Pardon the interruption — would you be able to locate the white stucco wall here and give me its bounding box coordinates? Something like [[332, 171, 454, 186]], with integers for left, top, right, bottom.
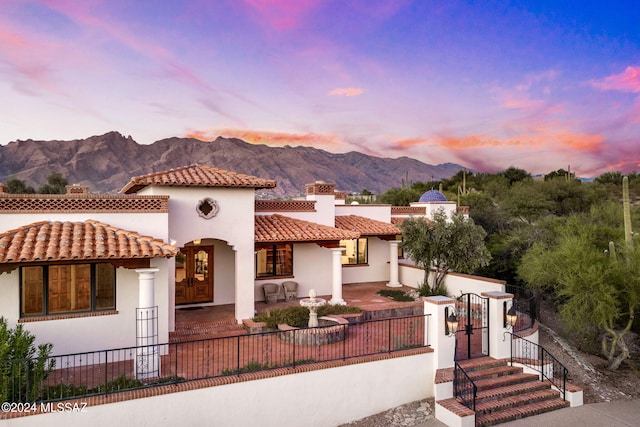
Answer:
[[0, 258, 170, 355], [342, 238, 390, 284], [409, 202, 458, 221], [255, 243, 333, 301], [141, 186, 256, 320], [304, 194, 336, 226], [211, 240, 236, 305], [399, 263, 506, 296], [335, 204, 392, 222], [444, 273, 506, 296], [2, 352, 434, 427], [399, 262, 427, 289]]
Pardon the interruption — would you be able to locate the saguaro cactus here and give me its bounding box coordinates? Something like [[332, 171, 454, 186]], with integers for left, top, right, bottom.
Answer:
[[623, 176, 633, 250]]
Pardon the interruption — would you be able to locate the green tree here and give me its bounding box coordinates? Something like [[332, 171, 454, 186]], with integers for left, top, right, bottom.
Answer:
[[378, 187, 421, 206], [500, 166, 531, 185], [518, 206, 638, 370], [0, 317, 54, 402], [500, 181, 552, 224], [401, 210, 491, 295], [594, 171, 624, 186], [37, 172, 68, 194], [6, 177, 35, 194]]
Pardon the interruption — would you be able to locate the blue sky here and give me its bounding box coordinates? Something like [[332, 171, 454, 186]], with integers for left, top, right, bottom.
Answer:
[[1, 0, 639, 176]]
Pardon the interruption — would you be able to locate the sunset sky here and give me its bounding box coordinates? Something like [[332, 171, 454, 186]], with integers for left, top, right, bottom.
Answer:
[[1, 0, 639, 177]]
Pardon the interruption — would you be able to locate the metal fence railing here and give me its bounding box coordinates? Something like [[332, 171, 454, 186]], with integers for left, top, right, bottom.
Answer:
[[453, 362, 477, 411], [507, 332, 568, 400], [0, 314, 429, 404]]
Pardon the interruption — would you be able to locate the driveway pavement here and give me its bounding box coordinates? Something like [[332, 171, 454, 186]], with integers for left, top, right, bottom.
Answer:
[[414, 399, 640, 427]]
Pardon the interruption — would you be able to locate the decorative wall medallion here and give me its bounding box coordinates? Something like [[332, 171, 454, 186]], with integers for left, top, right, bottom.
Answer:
[[196, 198, 219, 219]]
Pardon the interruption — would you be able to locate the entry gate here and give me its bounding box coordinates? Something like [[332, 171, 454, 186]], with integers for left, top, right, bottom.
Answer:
[[455, 293, 489, 360]]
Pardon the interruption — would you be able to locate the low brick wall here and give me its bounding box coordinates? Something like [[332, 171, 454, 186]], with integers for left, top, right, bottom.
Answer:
[[277, 316, 349, 345], [361, 303, 423, 320]]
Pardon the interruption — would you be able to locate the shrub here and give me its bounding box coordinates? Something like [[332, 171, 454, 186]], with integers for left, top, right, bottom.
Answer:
[[254, 305, 363, 328], [253, 306, 310, 328], [0, 317, 54, 402], [418, 281, 447, 297], [376, 289, 415, 302]]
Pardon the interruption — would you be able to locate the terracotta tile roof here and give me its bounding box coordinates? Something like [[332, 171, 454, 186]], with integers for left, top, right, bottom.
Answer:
[[0, 220, 177, 264], [335, 215, 400, 236], [255, 214, 359, 243], [391, 216, 432, 225], [121, 164, 277, 194]]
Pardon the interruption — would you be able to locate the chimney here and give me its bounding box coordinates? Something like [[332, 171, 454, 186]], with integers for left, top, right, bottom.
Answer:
[[66, 184, 89, 196], [305, 180, 336, 196], [0, 183, 7, 194]]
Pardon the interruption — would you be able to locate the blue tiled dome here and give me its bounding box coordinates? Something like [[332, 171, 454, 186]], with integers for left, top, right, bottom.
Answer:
[[418, 190, 447, 202]]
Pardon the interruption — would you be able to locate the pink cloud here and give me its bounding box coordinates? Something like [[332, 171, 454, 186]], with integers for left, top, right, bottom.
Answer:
[[185, 128, 345, 150], [0, 24, 64, 95], [328, 87, 364, 96], [241, 0, 321, 30], [591, 66, 640, 93]]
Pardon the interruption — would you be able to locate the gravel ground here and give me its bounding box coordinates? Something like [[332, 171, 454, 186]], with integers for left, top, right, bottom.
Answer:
[[338, 398, 436, 427]]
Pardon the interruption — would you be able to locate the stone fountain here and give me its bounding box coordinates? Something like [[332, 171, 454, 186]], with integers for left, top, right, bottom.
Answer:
[[299, 289, 327, 328]]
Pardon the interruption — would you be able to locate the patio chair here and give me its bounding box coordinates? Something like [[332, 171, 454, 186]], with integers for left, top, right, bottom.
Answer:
[[262, 283, 281, 304], [282, 281, 299, 301]]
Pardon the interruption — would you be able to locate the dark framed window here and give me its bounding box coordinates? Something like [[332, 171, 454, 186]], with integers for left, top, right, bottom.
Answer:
[[255, 243, 293, 278], [20, 263, 116, 317], [340, 238, 368, 265]]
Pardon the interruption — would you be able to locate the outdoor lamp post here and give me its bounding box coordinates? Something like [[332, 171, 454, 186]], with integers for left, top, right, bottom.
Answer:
[[445, 306, 458, 337], [503, 301, 517, 329]]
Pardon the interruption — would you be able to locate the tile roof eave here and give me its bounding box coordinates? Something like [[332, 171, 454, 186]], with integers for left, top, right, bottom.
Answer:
[[0, 220, 178, 265], [255, 214, 360, 243], [120, 165, 277, 194]]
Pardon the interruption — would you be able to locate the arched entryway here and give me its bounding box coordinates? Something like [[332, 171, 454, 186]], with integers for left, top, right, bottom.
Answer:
[[174, 238, 236, 308], [175, 243, 214, 305]]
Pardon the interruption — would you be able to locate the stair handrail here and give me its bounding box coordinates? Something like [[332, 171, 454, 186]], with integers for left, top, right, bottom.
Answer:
[[505, 332, 568, 400], [453, 362, 477, 411]]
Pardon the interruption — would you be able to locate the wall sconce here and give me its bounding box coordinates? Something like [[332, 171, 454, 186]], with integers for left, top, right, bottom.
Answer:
[[445, 306, 458, 337], [503, 301, 517, 329]]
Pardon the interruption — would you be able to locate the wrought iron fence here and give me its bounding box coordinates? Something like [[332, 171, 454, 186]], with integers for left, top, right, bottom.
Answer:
[[453, 362, 477, 411], [507, 332, 568, 400], [506, 284, 537, 332], [0, 314, 429, 404]]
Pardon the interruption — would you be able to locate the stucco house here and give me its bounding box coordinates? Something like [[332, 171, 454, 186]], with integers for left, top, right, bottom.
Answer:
[[0, 164, 454, 355]]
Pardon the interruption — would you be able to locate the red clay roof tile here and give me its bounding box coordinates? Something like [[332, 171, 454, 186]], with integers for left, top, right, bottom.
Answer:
[[335, 215, 400, 236], [121, 164, 277, 194], [0, 220, 177, 264], [255, 214, 359, 243]]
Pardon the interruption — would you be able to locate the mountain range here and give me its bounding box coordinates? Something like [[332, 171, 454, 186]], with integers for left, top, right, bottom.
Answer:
[[0, 131, 466, 197]]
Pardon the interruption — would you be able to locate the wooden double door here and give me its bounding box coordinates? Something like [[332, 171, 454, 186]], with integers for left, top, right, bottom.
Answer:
[[175, 246, 214, 305]]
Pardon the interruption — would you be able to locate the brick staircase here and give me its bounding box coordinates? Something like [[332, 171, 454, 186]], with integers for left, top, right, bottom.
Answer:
[[451, 357, 569, 426], [170, 319, 247, 342]]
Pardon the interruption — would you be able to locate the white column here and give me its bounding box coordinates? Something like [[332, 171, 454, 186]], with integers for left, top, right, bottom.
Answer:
[[483, 291, 515, 361], [235, 246, 255, 323], [137, 268, 158, 308], [135, 268, 160, 380], [387, 240, 402, 287], [424, 296, 456, 370], [329, 247, 346, 305]]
